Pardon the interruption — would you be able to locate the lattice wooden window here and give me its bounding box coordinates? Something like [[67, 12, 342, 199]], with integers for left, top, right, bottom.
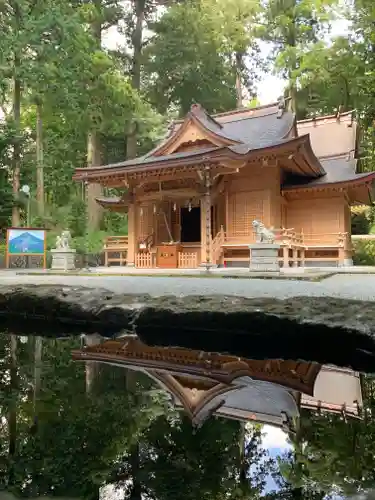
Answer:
[[287, 198, 342, 237], [229, 192, 264, 236]]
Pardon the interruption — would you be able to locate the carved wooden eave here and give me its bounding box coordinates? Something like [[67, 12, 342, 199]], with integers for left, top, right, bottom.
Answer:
[[71, 337, 321, 394], [73, 135, 322, 188], [282, 173, 375, 204], [146, 103, 243, 158], [95, 197, 129, 212]]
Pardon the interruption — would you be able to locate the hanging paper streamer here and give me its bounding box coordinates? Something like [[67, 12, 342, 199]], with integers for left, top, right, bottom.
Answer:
[[188, 200, 192, 212], [173, 203, 177, 212]]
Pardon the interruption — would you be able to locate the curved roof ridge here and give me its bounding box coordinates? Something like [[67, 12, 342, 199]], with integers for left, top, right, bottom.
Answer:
[[212, 101, 280, 118], [297, 109, 356, 124], [190, 103, 223, 128]]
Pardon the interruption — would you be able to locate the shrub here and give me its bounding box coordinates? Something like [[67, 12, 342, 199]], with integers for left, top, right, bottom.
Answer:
[[352, 240, 375, 265], [351, 210, 370, 235], [71, 231, 107, 255]]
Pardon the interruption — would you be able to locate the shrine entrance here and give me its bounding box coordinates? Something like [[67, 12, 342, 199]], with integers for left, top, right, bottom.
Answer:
[[180, 207, 201, 243]]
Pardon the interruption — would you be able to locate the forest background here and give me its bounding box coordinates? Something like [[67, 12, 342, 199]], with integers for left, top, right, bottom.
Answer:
[[1, 0, 375, 262], [1, 1, 375, 499]]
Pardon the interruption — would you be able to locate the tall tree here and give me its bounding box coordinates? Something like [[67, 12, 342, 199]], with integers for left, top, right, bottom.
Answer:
[[261, 0, 336, 112], [144, 0, 255, 115]]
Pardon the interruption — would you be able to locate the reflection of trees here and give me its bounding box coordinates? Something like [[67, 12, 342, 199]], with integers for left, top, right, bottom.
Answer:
[[272, 376, 375, 498], [7, 331, 375, 499], [0, 333, 277, 500]]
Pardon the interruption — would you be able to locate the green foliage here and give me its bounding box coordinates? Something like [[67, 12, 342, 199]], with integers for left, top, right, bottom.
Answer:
[[0, 169, 13, 235], [261, 0, 336, 87], [352, 240, 375, 265], [73, 231, 109, 254], [351, 210, 371, 235], [143, 0, 262, 114], [0, 332, 277, 500]]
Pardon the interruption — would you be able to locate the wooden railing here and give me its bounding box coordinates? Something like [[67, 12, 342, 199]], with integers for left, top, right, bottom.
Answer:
[[298, 232, 346, 248], [222, 228, 289, 246], [103, 235, 128, 266], [352, 234, 375, 241], [135, 252, 154, 268], [279, 231, 350, 267], [218, 228, 350, 267], [178, 252, 198, 268]]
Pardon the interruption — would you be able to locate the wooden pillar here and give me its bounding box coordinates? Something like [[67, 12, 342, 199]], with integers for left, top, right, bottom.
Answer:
[[200, 166, 213, 268], [283, 246, 289, 268], [225, 190, 229, 233], [292, 248, 298, 267], [338, 247, 345, 267], [127, 203, 136, 266]]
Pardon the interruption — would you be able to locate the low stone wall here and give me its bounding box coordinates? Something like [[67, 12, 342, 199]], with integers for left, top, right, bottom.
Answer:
[[0, 285, 375, 373]]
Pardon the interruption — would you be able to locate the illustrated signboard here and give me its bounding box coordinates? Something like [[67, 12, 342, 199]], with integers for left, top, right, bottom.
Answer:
[[6, 228, 47, 268]]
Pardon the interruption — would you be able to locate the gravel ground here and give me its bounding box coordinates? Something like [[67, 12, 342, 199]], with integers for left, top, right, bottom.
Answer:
[[1, 272, 375, 300]]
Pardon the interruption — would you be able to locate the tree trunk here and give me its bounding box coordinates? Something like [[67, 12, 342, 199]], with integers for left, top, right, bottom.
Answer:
[[36, 101, 44, 215], [12, 68, 21, 227], [86, 131, 103, 231], [287, 0, 297, 114], [86, 0, 103, 232], [85, 334, 102, 394], [8, 335, 18, 487], [33, 337, 43, 409], [239, 422, 248, 489], [235, 52, 243, 108], [126, 0, 145, 159], [126, 370, 142, 500]]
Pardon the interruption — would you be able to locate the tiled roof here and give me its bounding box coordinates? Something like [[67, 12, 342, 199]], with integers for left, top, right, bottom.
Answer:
[[81, 146, 220, 172], [143, 101, 295, 161], [283, 157, 375, 189], [221, 110, 294, 145], [74, 101, 374, 191]]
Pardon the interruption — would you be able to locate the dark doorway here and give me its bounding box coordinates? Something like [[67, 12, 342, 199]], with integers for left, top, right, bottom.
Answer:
[[180, 207, 201, 242]]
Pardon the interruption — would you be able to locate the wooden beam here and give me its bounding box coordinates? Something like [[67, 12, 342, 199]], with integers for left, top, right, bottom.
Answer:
[[137, 188, 200, 202]]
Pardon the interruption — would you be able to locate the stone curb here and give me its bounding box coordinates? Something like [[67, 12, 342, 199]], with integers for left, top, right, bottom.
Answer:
[[1, 285, 375, 373]]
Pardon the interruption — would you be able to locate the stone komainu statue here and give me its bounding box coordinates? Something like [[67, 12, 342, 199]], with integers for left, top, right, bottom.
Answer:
[[252, 220, 276, 244], [55, 230, 72, 250]]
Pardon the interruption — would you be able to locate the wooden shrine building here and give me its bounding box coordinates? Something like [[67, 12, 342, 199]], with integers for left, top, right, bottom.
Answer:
[[73, 100, 375, 269], [72, 337, 363, 429]]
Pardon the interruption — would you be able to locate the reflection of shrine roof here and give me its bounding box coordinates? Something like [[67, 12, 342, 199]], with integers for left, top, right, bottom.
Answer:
[[72, 337, 320, 428], [72, 337, 320, 394], [72, 337, 363, 426]]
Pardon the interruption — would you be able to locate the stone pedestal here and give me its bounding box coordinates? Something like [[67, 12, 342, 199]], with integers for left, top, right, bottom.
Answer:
[[51, 248, 76, 271], [249, 243, 280, 272]]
